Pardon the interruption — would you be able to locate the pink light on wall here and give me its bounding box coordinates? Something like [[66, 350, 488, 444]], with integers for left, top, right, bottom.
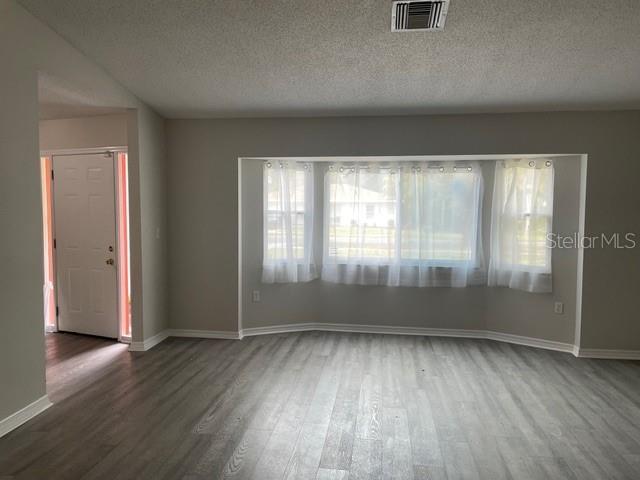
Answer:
[[40, 156, 56, 331], [117, 152, 132, 339]]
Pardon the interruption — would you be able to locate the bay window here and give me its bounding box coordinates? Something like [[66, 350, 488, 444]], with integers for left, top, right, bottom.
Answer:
[[260, 157, 554, 292]]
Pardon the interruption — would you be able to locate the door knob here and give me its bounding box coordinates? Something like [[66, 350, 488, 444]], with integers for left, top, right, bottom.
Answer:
[[106, 258, 115, 266]]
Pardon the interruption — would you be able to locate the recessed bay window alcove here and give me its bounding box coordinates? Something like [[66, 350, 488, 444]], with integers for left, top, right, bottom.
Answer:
[[240, 154, 584, 348]]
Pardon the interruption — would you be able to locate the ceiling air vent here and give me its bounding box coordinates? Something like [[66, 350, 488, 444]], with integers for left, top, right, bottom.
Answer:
[[391, 1, 450, 32]]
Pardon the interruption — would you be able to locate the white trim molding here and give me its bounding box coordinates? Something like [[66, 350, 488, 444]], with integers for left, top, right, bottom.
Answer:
[[0, 395, 52, 438], [240, 323, 575, 353], [40, 146, 128, 157], [575, 348, 640, 360], [484, 330, 575, 354], [241, 323, 486, 339], [128, 329, 242, 352], [128, 330, 170, 352], [126, 325, 637, 360], [170, 329, 242, 340]]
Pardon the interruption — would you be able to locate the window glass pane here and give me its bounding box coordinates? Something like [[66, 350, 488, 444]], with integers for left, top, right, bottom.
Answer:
[[264, 166, 307, 261], [498, 165, 553, 269], [507, 215, 551, 267], [327, 168, 397, 260], [265, 212, 306, 260], [266, 169, 306, 213], [399, 170, 478, 262], [326, 165, 481, 266]]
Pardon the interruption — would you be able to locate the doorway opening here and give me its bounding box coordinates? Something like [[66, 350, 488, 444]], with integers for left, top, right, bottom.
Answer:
[[40, 148, 131, 343]]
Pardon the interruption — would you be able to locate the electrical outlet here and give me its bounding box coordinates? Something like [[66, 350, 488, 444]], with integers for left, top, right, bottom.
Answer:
[[252, 290, 261, 302], [554, 302, 564, 314]]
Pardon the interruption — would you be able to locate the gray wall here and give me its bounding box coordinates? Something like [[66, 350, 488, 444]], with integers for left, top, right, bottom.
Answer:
[[241, 157, 581, 345], [39, 114, 128, 151], [1, 0, 167, 423], [1, 62, 45, 423], [167, 112, 640, 350], [136, 107, 169, 340]]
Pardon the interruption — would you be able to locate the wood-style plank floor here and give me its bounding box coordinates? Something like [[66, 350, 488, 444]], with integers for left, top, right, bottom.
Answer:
[[1, 331, 640, 479]]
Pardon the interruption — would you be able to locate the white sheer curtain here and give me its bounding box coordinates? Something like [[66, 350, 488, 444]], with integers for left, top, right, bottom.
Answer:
[[322, 162, 485, 287], [489, 159, 554, 293], [262, 161, 317, 283]]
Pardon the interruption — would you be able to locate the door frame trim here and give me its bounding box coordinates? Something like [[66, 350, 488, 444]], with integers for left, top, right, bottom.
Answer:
[[42, 147, 129, 342], [41, 146, 128, 157]]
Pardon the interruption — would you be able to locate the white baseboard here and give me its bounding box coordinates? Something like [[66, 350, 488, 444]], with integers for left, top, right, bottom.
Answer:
[[241, 323, 575, 354], [127, 328, 241, 352], [169, 329, 242, 340], [484, 330, 575, 354], [0, 395, 52, 438], [241, 323, 486, 339], [575, 348, 640, 360], [128, 330, 170, 352], [239, 323, 322, 337], [125, 325, 637, 360]]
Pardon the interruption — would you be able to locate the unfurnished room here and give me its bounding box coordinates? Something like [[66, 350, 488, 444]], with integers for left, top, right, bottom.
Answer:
[[1, 1, 640, 479]]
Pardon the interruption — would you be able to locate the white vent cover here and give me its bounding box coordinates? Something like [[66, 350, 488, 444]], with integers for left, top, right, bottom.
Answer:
[[391, 1, 450, 32]]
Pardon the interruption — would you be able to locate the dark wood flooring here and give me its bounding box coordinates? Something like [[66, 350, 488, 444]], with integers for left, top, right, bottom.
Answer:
[[1, 331, 640, 479]]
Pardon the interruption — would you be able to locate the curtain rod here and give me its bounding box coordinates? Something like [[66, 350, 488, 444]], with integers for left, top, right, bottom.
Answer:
[[265, 161, 478, 171], [328, 165, 475, 172]]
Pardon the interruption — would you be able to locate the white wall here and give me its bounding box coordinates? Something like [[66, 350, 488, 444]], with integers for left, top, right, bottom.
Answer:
[[1, 0, 167, 424], [240, 157, 581, 345], [167, 112, 640, 351]]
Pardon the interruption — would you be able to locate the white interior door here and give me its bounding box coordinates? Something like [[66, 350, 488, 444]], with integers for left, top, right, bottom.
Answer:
[[53, 153, 118, 338]]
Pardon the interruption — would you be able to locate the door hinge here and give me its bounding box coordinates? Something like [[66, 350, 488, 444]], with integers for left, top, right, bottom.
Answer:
[[53, 238, 56, 249], [51, 170, 55, 181], [56, 306, 59, 317]]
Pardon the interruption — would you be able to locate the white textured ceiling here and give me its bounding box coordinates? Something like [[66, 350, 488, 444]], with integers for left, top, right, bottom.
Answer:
[[19, 0, 640, 118]]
